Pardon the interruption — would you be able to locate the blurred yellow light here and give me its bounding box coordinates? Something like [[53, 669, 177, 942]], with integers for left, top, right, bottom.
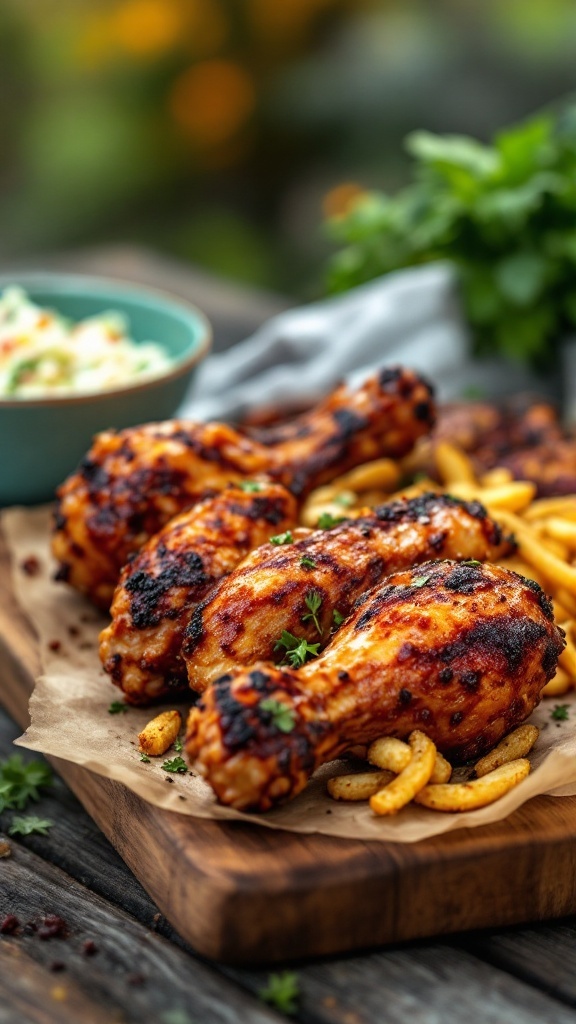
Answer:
[[322, 182, 367, 219], [112, 0, 183, 56], [169, 60, 256, 145]]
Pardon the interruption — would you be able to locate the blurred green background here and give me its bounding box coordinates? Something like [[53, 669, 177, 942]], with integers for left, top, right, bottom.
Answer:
[[2, 0, 576, 297]]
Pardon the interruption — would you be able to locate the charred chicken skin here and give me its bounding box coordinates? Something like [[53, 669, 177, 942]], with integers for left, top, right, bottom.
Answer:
[[99, 483, 298, 704], [185, 561, 564, 811], [184, 493, 515, 694], [52, 367, 434, 608]]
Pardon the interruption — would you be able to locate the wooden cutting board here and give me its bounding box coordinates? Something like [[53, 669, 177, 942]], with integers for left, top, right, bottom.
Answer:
[[2, 533, 576, 965]]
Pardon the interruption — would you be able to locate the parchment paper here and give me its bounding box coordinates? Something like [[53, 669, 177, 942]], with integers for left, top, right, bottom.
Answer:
[[4, 505, 576, 843]]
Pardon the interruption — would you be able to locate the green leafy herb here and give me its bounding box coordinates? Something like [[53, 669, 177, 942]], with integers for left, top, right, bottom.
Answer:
[[259, 698, 297, 734], [174, 736, 183, 753], [140, 753, 151, 763], [8, 815, 53, 836], [317, 512, 345, 529], [333, 608, 345, 626], [300, 556, 316, 570], [259, 971, 300, 1015], [325, 107, 576, 367], [270, 530, 293, 545], [161, 756, 188, 774], [551, 704, 570, 721], [333, 493, 355, 507], [462, 560, 482, 567], [412, 575, 430, 588], [238, 481, 262, 493], [302, 590, 323, 634], [274, 630, 320, 668], [108, 701, 129, 714], [0, 756, 53, 813]]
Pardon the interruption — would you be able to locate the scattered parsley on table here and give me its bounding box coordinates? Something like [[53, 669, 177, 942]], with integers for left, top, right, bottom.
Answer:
[[9, 815, 53, 836], [174, 736, 183, 753], [551, 704, 570, 721], [161, 756, 188, 774], [259, 971, 300, 1015], [0, 755, 52, 812], [108, 701, 129, 714], [140, 753, 151, 763]]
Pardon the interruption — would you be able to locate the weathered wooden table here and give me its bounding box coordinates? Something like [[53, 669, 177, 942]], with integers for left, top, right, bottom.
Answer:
[[2, 249, 576, 1023]]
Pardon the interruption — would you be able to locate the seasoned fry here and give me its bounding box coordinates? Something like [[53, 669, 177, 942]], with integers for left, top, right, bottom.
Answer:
[[554, 588, 576, 619], [368, 736, 452, 784], [480, 467, 513, 487], [542, 667, 573, 696], [334, 458, 401, 493], [475, 725, 539, 777], [523, 496, 576, 522], [495, 511, 576, 596], [327, 770, 395, 801], [414, 759, 531, 812], [138, 709, 182, 756], [558, 628, 576, 679], [543, 517, 576, 550], [368, 736, 410, 774], [435, 441, 478, 486], [453, 481, 536, 513], [369, 731, 436, 816]]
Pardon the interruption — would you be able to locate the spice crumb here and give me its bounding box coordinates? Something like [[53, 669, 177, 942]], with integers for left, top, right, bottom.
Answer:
[[0, 839, 12, 858], [0, 914, 19, 935], [21, 556, 41, 576], [50, 961, 66, 973], [48, 640, 62, 653], [82, 939, 98, 957]]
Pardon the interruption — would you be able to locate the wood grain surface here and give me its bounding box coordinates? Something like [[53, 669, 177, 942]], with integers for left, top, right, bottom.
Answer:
[[3, 529, 576, 965]]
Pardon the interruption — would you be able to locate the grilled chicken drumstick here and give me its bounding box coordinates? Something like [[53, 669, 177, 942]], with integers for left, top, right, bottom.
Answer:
[[185, 561, 564, 811], [99, 483, 298, 704], [184, 493, 515, 693], [52, 367, 434, 608]]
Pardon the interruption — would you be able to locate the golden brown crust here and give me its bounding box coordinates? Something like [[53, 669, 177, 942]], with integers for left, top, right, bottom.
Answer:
[[99, 483, 297, 704], [185, 561, 564, 811], [51, 367, 435, 607], [183, 493, 515, 693]]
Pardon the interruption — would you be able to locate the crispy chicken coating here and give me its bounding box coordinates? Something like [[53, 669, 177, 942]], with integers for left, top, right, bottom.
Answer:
[[99, 483, 297, 704], [185, 561, 564, 811], [183, 493, 515, 693], [52, 367, 434, 608]]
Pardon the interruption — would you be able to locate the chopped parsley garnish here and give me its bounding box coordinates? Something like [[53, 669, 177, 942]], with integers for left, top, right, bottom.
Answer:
[[300, 556, 316, 570], [9, 815, 53, 836], [302, 590, 323, 634], [551, 704, 570, 721], [270, 530, 293, 546], [238, 481, 263, 493], [174, 736, 183, 753], [108, 701, 129, 714], [274, 630, 320, 668], [333, 608, 345, 626], [317, 512, 345, 529], [140, 753, 151, 763], [412, 575, 430, 588], [462, 560, 482, 567], [0, 756, 52, 813], [259, 698, 297, 734], [161, 756, 188, 774], [259, 971, 300, 1015]]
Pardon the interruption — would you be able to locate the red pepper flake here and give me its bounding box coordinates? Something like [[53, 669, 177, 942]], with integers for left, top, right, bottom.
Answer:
[[37, 915, 69, 941], [67, 625, 80, 638], [82, 939, 98, 957], [50, 961, 66, 972], [48, 640, 61, 653], [21, 556, 41, 577], [0, 914, 20, 935]]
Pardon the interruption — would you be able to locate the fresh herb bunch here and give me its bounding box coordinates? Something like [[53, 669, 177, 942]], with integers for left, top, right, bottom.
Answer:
[[326, 105, 576, 366], [0, 755, 52, 813]]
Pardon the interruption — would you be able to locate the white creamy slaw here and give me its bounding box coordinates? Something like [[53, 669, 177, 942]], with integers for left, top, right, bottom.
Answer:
[[0, 286, 171, 398]]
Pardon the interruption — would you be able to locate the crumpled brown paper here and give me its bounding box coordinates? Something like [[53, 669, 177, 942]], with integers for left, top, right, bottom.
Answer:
[[4, 505, 576, 843]]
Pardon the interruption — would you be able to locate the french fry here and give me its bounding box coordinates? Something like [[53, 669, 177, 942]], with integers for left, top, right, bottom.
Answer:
[[553, 588, 576, 619], [474, 725, 539, 777], [542, 667, 573, 696], [138, 709, 182, 757], [495, 511, 576, 596], [543, 517, 576, 550], [496, 556, 544, 587], [388, 478, 441, 501], [480, 467, 513, 487], [327, 770, 395, 801], [559, 628, 576, 678], [369, 731, 436, 816], [335, 459, 401, 494], [453, 481, 536, 513], [538, 535, 570, 561], [523, 496, 576, 522], [435, 441, 478, 486], [368, 735, 451, 784], [414, 759, 531, 812]]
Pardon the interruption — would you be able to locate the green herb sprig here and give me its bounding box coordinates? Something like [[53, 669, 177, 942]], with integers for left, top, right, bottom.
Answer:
[[302, 591, 323, 635], [259, 699, 297, 734], [551, 704, 570, 721], [108, 701, 129, 714], [0, 756, 52, 813], [161, 756, 188, 774], [258, 971, 300, 1015], [270, 530, 293, 545], [9, 815, 53, 836], [274, 630, 320, 668]]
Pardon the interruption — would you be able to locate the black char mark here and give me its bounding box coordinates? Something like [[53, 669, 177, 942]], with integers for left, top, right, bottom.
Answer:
[[125, 551, 208, 629]]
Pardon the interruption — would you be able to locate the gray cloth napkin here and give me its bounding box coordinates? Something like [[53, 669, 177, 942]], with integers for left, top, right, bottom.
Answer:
[[181, 263, 558, 422]]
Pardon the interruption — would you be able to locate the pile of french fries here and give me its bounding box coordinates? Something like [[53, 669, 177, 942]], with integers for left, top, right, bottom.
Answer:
[[302, 441, 576, 815]]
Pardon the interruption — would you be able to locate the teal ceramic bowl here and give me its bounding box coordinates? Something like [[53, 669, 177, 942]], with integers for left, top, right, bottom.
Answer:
[[0, 273, 211, 506]]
